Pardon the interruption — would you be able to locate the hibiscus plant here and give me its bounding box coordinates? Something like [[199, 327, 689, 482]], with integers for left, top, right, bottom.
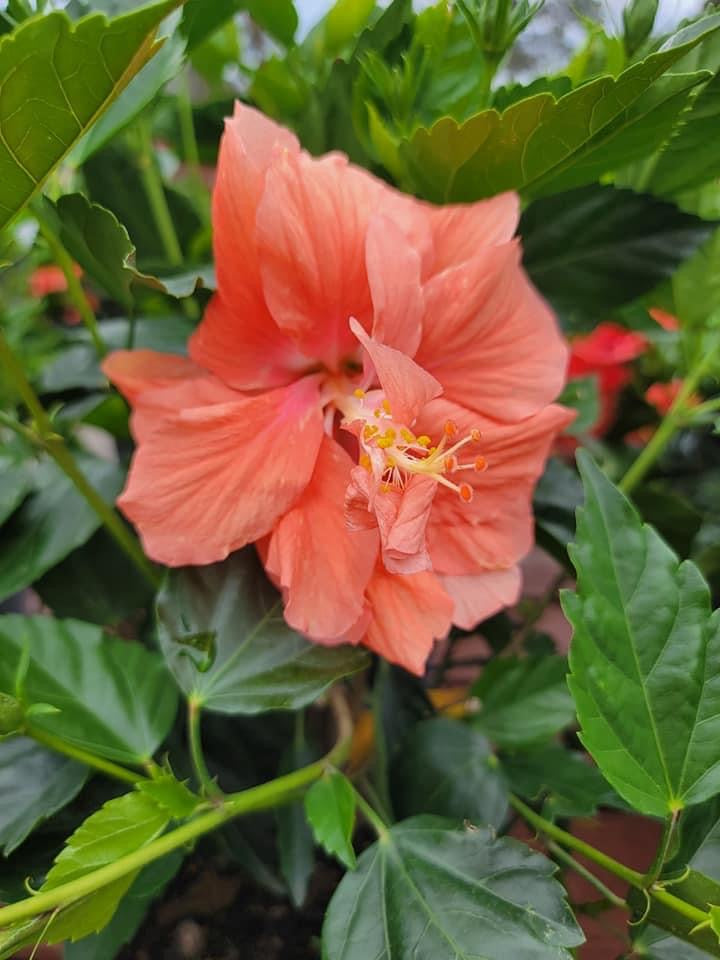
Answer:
[[2, 0, 720, 957]]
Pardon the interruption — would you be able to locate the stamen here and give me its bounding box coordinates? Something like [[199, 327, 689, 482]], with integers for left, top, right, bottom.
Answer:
[[444, 419, 458, 438], [459, 483, 473, 503], [417, 435, 431, 448], [354, 388, 366, 398], [381, 399, 392, 414]]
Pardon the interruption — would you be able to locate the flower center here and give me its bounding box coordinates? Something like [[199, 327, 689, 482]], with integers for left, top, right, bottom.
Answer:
[[337, 388, 486, 502]]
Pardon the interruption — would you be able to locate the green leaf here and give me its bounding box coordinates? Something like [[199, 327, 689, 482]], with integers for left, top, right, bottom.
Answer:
[[322, 817, 584, 959], [323, 0, 375, 54], [304, 769, 356, 870], [501, 744, 619, 818], [392, 717, 508, 828], [156, 550, 369, 714], [399, 15, 720, 202], [644, 72, 720, 196], [71, 14, 186, 163], [470, 655, 576, 747], [0, 455, 123, 603], [0, 0, 180, 231], [136, 773, 199, 819], [534, 458, 584, 564], [180, 0, 238, 51], [0, 448, 32, 526], [0, 614, 178, 765], [521, 184, 714, 330], [673, 227, 720, 329], [277, 739, 318, 907], [36, 528, 154, 628], [246, 0, 297, 46], [623, 0, 658, 55], [557, 376, 600, 436], [564, 451, 720, 817], [64, 853, 182, 960], [0, 737, 87, 854]]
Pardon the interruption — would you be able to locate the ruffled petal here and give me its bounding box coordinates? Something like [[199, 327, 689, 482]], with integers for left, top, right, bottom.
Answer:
[[427, 193, 519, 274], [366, 214, 424, 355], [102, 349, 204, 403], [256, 151, 383, 369], [345, 467, 435, 574], [441, 567, 521, 630], [415, 242, 568, 422], [363, 565, 454, 675], [349, 317, 442, 426], [264, 437, 378, 639], [191, 103, 301, 389], [190, 293, 313, 391], [119, 376, 323, 566], [419, 399, 574, 575]]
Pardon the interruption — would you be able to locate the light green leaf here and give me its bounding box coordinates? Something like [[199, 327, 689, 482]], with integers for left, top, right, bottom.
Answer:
[[156, 550, 369, 714], [323, 0, 374, 54], [0, 455, 123, 602], [673, 227, 720, 329], [0, 614, 178, 765], [304, 769, 356, 870], [136, 773, 199, 819], [564, 451, 720, 817], [0, 737, 87, 854], [0, 0, 180, 231], [470, 656, 576, 747], [322, 817, 584, 959], [399, 15, 720, 202], [392, 717, 508, 828], [521, 184, 713, 330], [277, 738, 319, 907]]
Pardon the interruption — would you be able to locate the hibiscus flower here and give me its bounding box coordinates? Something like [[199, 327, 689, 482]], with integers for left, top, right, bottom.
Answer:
[[103, 103, 571, 675]]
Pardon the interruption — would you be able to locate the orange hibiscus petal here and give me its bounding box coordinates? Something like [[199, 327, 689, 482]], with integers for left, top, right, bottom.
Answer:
[[363, 565, 454, 675], [264, 437, 378, 639], [366, 214, 424, 355], [427, 192, 519, 274], [441, 567, 521, 630], [119, 376, 323, 566], [102, 349, 204, 404], [416, 242, 567, 423]]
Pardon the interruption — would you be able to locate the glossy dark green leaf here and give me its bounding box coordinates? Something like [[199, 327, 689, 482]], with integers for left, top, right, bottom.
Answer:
[[156, 550, 369, 714], [0, 455, 123, 602], [564, 451, 720, 817], [392, 717, 508, 828], [322, 817, 584, 959], [522, 185, 713, 329], [36, 528, 153, 628], [399, 15, 720, 202], [304, 769, 356, 870], [0, 0, 180, 230], [0, 448, 32, 525], [471, 656, 576, 747], [64, 852, 183, 960], [534, 458, 584, 564], [501, 744, 619, 819], [0, 737, 87, 854], [0, 614, 178, 765]]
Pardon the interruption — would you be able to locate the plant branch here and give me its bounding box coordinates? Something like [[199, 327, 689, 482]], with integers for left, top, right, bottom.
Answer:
[[25, 726, 144, 785], [0, 687, 353, 931], [645, 810, 679, 887], [0, 328, 161, 589], [187, 697, 220, 797], [620, 347, 719, 494], [547, 840, 625, 909], [135, 115, 183, 268]]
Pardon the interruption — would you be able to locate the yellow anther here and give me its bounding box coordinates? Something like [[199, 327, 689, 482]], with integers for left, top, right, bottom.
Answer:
[[373, 408, 382, 418], [382, 428, 396, 442], [381, 398, 392, 414], [417, 435, 431, 448], [400, 428, 415, 444], [386, 455, 396, 468], [380, 482, 393, 493], [428, 446, 437, 455], [377, 437, 394, 449], [359, 453, 371, 471], [363, 424, 379, 440], [354, 388, 366, 398]]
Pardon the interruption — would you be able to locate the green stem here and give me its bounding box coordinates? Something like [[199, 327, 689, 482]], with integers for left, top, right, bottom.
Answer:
[[351, 783, 389, 839], [0, 719, 351, 930], [135, 116, 184, 268], [26, 726, 144, 785], [0, 329, 161, 590], [177, 72, 200, 170], [547, 840, 625, 909], [509, 795, 709, 927], [645, 810, 679, 887], [187, 697, 220, 797], [34, 206, 106, 358], [683, 394, 720, 422], [620, 349, 718, 494]]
